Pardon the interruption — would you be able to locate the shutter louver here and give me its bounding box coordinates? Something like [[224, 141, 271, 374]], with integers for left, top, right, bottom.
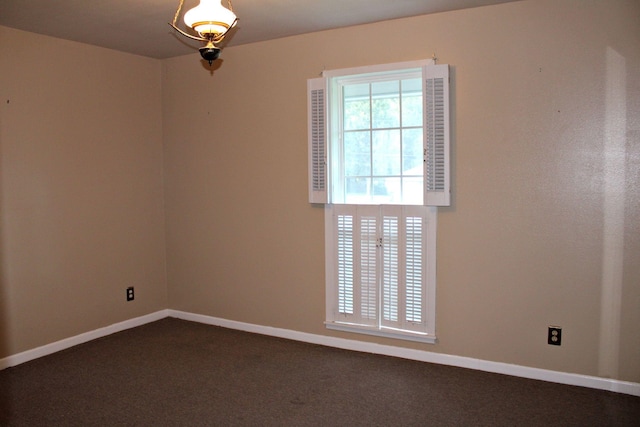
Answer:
[[360, 215, 378, 321], [424, 65, 451, 206], [336, 213, 354, 315], [405, 215, 423, 324], [382, 215, 399, 323], [308, 77, 328, 203]]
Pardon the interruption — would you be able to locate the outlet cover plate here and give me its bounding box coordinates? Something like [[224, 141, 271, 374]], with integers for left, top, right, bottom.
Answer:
[[548, 326, 562, 346]]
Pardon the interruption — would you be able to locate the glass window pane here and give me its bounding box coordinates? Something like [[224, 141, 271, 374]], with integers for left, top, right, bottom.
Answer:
[[374, 177, 401, 204], [344, 84, 370, 130], [372, 81, 400, 129], [372, 130, 400, 176], [344, 131, 371, 176], [334, 70, 425, 206], [402, 177, 423, 205], [402, 128, 423, 174], [345, 177, 370, 203], [401, 78, 422, 127]]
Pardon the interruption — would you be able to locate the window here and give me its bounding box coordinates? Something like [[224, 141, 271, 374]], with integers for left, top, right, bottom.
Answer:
[[308, 60, 450, 343], [333, 70, 424, 205]]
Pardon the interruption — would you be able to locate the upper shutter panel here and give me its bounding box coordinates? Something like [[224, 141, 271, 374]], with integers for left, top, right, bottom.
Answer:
[[423, 64, 451, 207], [308, 77, 328, 204]]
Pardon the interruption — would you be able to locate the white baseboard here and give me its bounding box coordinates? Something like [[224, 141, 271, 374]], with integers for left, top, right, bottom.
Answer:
[[2, 308, 638, 398], [0, 310, 169, 370], [168, 309, 640, 397]]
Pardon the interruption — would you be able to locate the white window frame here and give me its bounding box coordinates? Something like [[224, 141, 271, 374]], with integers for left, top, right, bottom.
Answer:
[[329, 67, 424, 205], [308, 59, 450, 344]]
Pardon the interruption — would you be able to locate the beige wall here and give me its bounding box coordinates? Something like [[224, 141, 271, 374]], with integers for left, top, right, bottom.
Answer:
[[0, 27, 168, 356], [0, 0, 638, 385], [163, 0, 640, 382]]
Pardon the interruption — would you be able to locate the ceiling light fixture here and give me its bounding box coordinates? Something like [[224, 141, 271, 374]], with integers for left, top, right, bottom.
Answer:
[[169, 0, 238, 66]]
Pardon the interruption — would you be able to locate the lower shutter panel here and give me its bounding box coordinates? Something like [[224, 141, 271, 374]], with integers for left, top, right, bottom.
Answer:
[[333, 205, 429, 333]]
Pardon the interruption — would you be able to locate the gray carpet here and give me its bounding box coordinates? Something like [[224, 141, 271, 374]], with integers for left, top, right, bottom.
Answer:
[[1, 318, 638, 426]]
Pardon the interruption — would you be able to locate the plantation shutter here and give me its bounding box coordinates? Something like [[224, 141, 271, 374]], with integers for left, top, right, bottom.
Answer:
[[332, 205, 378, 326], [358, 206, 379, 325], [331, 205, 429, 334], [335, 210, 355, 317], [381, 209, 400, 326], [380, 206, 428, 333], [307, 77, 328, 203], [423, 64, 451, 207]]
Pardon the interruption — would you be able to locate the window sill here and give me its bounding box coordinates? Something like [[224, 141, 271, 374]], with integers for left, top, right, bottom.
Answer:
[[325, 321, 437, 344]]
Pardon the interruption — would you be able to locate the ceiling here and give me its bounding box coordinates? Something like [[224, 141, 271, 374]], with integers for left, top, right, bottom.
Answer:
[[0, 0, 520, 59]]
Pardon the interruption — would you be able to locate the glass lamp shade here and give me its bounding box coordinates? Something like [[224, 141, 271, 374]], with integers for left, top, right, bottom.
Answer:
[[184, 0, 237, 37]]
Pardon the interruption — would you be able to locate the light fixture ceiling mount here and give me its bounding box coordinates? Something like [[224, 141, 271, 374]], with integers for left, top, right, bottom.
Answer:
[[169, 0, 238, 66]]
